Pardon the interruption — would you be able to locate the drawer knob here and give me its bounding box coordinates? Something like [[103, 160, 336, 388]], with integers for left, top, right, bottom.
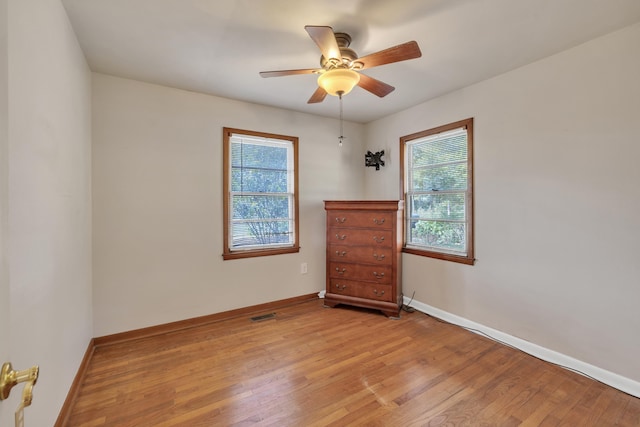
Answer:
[[373, 236, 385, 243], [373, 289, 385, 296], [373, 218, 385, 225], [336, 251, 347, 257], [335, 283, 347, 290], [335, 234, 346, 240], [373, 253, 385, 261], [373, 272, 385, 279], [335, 267, 346, 275], [335, 217, 346, 223]]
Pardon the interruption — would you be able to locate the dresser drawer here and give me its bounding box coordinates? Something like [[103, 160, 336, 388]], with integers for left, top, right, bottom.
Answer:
[[329, 279, 393, 302], [327, 210, 393, 230], [329, 262, 392, 283], [327, 229, 393, 246], [328, 244, 392, 263]]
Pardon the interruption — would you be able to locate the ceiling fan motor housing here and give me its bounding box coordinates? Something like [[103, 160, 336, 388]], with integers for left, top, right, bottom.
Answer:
[[320, 32, 361, 69]]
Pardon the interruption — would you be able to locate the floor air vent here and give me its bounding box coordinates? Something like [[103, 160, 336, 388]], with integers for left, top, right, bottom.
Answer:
[[250, 313, 276, 322]]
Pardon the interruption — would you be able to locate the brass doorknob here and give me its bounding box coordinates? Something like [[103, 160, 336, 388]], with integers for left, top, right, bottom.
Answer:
[[0, 362, 39, 401]]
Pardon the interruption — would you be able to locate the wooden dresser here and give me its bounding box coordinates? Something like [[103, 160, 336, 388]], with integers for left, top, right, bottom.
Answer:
[[324, 200, 404, 318]]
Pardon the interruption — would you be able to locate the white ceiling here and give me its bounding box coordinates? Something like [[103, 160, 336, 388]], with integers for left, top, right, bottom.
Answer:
[[62, 0, 640, 123]]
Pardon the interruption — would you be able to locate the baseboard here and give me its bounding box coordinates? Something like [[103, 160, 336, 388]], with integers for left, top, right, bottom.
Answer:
[[404, 296, 640, 399], [54, 338, 95, 427]]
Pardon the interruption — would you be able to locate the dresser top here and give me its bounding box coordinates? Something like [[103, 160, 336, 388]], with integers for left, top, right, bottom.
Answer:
[[324, 200, 404, 211]]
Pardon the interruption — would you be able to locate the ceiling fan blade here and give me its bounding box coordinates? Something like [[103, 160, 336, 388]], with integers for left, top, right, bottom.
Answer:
[[357, 41, 422, 70], [357, 73, 395, 98], [259, 69, 318, 78], [305, 25, 342, 62], [307, 87, 327, 104]]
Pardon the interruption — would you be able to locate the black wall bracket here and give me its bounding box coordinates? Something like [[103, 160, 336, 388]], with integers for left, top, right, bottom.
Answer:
[[365, 150, 385, 171]]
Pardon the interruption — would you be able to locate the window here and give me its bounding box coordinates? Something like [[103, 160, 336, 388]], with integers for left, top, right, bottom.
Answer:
[[400, 118, 474, 265], [223, 128, 299, 260]]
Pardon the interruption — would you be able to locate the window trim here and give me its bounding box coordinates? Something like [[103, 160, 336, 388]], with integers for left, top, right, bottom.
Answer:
[[400, 118, 475, 265], [222, 127, 300, 260]]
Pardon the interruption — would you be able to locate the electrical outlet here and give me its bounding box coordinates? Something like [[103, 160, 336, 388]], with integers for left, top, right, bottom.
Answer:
[[300, 262, 308, 274]]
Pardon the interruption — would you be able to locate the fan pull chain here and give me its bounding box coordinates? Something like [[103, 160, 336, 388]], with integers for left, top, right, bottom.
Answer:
[[338, 92, 344, 147]]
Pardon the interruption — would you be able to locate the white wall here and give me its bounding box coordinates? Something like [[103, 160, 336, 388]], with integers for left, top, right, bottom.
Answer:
[[0, 0, 9, 421], [2, 0, 92, 425], [92, 74, 365, 337], [365, 23, 640, 384]]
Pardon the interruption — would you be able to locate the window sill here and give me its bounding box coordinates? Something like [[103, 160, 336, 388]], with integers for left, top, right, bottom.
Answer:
[[223, 245, 300, 260], [402, 247, 475, 265]]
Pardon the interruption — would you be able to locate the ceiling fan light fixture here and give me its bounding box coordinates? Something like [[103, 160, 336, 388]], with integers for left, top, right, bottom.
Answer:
[[317, 68, 360, 96]]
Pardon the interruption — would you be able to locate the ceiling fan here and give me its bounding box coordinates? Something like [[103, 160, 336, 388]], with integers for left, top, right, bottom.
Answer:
[[259, 25, 422, 104]]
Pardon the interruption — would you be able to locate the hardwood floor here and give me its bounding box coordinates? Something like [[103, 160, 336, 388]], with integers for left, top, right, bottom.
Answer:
[[66, 299, 640, 426]]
